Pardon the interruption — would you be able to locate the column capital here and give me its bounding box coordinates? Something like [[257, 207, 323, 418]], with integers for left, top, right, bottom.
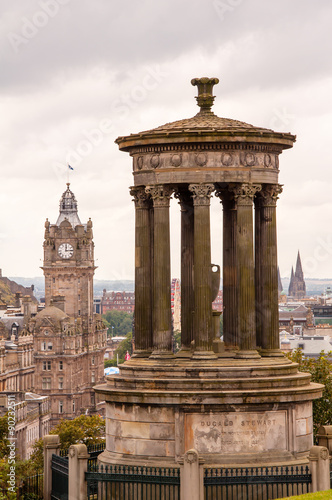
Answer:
[[130, 186, 151, 208], [174, 188, 192, 205], [229, 183, 262, 206], [188, 183, 214, 206], [256, 184, 283, 207], [146, 185, 173, 207]]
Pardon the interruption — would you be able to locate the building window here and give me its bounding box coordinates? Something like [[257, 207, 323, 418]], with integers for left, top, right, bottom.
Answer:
[[43, 361, 51, 371], [59, 377, 63, 389], [53, 278, 55, 283], [78, 294, 80, 301], [42, 377, 51, 390], [78, 310, 81, 316], [92, 356, 95, 365], [59, 401, 63, 414], [41, 342, 46, 351], [59, 361, 63, 371], [91, 371, 95, 383], [90, 393, 95, 405], [72, 400, 75, 413], [47, 343, 53, 351]]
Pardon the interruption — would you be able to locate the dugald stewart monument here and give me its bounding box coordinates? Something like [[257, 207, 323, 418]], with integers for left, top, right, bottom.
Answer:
[[95, 78, 322, 469]]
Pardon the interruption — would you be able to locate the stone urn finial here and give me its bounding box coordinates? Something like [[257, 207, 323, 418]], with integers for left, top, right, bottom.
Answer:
[[191, 77, 219, 113]]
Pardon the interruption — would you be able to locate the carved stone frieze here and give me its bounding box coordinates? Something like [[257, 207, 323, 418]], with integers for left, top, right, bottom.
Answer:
[[133, 149, 279, 173]]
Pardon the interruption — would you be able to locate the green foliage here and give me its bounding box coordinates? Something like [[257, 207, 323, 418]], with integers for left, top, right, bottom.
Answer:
[[0, 414, 10, 458], [287, 349, 332, 437], [50, 414, 105, 450], [173, 330, 181, 352], [115, 332, 133, 364], [104, 358, 117, 368], [102, 310, 133, 337]]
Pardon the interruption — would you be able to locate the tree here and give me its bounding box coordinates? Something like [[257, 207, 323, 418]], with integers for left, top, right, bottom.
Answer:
[[102, 310, 133, 337], [287, 349, 332, 437], [50, 414, 105, 450]]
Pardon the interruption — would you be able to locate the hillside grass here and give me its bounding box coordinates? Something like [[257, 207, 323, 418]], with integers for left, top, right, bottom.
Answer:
[[279, 491, 332, 500]]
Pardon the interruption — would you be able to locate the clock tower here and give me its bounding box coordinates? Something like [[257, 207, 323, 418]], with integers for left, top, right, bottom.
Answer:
[[43, 183, 95, 326]]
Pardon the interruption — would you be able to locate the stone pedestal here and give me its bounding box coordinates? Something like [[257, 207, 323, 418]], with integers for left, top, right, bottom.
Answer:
[[95, 356, 322, 468]]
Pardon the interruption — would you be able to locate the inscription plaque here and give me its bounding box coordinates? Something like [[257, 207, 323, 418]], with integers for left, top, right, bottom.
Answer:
[[185, 411, 287, 454]]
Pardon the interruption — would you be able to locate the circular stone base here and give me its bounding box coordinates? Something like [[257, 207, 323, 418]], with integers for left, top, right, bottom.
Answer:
[[94, 356, 323, 468]]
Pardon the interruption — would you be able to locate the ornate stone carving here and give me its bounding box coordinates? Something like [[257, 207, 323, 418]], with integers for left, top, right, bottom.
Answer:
[[150, 154, 160, 169], [221, 152, 233, 166], [185, 449, 198, 464], [137, 156, 144, 170], [188, 183, 214, 206], [229, 183, 262, 205], [69, 446, 76, 458], [195, 153, 207, 167], [146, 185, 173, 207], [171, 154, 182, 167], [258, 184, 283, 207], [264, 153, 272, 167], [130, 186, 150, 209], [241, 152, 256, 167]]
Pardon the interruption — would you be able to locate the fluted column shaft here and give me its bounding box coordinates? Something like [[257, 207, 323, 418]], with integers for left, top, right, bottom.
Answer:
[[216, 188, 238, 347], [146, 185, 173, 357], [255, 184, 283, 355], [175, 190, 194, 349], [130, 187, 153, 355], [231, 183, 261, 357], [189, 183, 216, 358]]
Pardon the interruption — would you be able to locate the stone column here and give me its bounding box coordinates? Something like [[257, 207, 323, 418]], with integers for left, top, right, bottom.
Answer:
[[215, 187, 238, 349], [175, 189, 194, 355], [231, 183, 261, 358], [179, 449, 204, 500], [255, 184, 284, 356], [68, 444, 90, 500], [189, 183, 216, 359], [130, 186, 153, 356], [43, 435, 60, 500], [309, 446, 330, 493], [146, 185, 174, 358]]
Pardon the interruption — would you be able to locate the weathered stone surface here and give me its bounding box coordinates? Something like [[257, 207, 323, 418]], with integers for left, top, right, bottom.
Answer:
[[185, 411, 287, 454]]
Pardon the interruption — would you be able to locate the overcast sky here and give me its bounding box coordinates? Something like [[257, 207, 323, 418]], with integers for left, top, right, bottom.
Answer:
[[1, 0, 332, 282]]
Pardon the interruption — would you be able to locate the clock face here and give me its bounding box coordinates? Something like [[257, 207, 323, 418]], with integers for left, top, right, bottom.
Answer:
[[58, 243, 74, 259]]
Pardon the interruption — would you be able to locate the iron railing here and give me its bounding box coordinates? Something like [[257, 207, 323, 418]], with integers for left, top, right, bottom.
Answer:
[[204, 465, 311, 500], [86, 463, 180, 499], [51, 454, 68, 500], [19, 473, 44, 499]]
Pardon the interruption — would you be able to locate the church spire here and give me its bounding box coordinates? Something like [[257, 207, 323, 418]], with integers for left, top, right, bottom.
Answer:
[[56, 183, 81, 228], [295, 250, 304, 280]]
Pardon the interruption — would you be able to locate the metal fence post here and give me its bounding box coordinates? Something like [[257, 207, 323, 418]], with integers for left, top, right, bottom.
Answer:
[[179, 449, 204, 500], [309, 445, 330, 492], [43, 435, 61, 500], [68, 443, 89, 500]]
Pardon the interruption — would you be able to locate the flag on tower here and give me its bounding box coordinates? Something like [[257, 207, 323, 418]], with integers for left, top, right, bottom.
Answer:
[[68, 164, 74, 170]]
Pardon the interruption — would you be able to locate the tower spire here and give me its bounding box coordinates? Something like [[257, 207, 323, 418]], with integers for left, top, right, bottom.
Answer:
[[295, 250, 304, 280], [56, 183, 81, 227]]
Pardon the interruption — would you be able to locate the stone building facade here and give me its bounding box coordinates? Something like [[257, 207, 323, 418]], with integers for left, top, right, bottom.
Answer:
[[28, 184, 107, 426], [101, 290, 135, 314]]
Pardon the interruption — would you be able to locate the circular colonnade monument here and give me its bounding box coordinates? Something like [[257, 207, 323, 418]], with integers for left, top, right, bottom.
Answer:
[[95, 78, 322, 467]]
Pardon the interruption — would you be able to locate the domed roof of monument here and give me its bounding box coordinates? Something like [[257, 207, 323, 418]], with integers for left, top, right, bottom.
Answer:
[[34, 305, 69, 330], [116, 77, 296, 150], [56, 183, 82, 228]]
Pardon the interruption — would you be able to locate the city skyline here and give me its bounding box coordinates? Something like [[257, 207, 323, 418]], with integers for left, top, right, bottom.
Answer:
[[1, 1, 332, 280]]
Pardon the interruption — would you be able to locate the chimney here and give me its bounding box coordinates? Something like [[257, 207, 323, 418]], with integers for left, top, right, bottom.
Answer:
[[22, 296, 32, 326], [51, 295, 65, 312], [15, 292, 22, 308]]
